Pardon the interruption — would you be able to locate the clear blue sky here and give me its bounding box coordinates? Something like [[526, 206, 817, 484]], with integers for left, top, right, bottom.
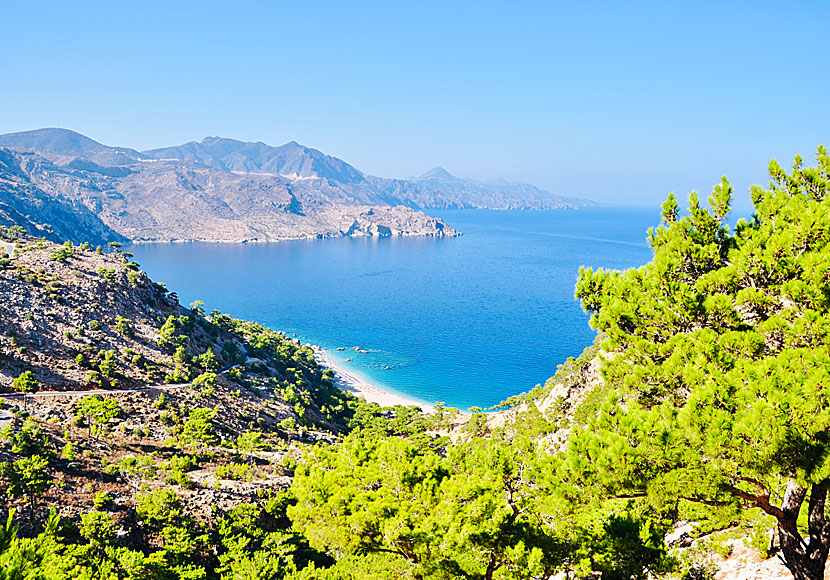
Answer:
[[2, 1, 828, 211]]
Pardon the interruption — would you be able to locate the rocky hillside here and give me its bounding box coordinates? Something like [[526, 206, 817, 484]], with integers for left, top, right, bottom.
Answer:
[[0, 128, 592, 244], [0, 150, 126, 247], [0, 230, 449, 578], [0, 229, 352, 433]]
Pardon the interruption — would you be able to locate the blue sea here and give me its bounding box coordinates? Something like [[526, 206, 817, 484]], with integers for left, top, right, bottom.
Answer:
[[129, 207, 657, 409]]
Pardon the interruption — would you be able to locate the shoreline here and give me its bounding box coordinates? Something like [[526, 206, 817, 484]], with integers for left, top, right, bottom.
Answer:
[[311, 346, 434, 413]]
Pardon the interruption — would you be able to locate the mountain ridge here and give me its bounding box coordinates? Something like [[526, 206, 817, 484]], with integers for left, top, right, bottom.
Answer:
[[0, 128, 595, 244]]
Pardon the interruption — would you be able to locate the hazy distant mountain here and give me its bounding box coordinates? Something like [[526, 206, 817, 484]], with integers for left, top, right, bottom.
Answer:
[[0, 128, 147, 167], [143, 136, 594, 210], [417, 166, 460, 181], [144, 137, 366, 184], [0, 128, 593, 243], [395, 166, 594, 210]]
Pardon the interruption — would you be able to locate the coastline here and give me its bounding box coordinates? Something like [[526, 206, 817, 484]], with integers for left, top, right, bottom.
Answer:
[[311, 346, 434, 413]]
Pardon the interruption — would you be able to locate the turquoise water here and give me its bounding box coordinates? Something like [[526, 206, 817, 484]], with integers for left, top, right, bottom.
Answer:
[[130, 207, 657, 409]]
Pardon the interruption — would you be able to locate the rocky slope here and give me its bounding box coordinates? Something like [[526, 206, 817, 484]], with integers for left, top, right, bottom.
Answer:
[[0, 128, 592, 244], [0, 231, 346, 429], [0, 150, 126, 246], [0, 232, 362, 554]]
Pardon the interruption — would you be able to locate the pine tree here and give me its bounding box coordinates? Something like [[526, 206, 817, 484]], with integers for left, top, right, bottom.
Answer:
[[572, 146, 830, 580]]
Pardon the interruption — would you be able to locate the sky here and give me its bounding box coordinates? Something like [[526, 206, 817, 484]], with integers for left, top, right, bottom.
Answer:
[[1, 1, 828, 211]]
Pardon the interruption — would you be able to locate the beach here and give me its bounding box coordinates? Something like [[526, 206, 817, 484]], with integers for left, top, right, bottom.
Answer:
[[312, 346, 433, 412]]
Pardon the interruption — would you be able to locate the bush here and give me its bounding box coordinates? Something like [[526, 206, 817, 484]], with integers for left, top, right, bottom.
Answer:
[[79, 510, 117, 545], [97, 267, 116, 283], [192, 372, 216, 396], [135, 488, 181, 527], [114, 316, 133, 337], [193, 348, 219, 372], [278, 417, 297, 431], [61, 441, 76, 461], [163, 454, 197, 473], [215, 462, 252, 481], [173, 345, 188, 364], [50, 241, 75, 262], [93, 491, 113, 509], [13, 371, 39, 395], [165, 369, 189, 384], [98, 351, 117, 378]]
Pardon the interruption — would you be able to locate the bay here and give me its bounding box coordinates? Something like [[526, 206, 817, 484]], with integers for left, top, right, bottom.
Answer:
[[129, 206, 657, 409]]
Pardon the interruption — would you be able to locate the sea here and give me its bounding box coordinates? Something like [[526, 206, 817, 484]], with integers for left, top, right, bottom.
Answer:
[[129, 206, 657, 410]]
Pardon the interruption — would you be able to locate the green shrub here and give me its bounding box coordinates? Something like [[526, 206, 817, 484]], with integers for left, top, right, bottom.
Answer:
[[214, 462, 251, 481], [93, 491, 113, 509], [173, 345, 188, 364], [97, 267, 116, 283], [165, 369, 189, 384], [114, 316, 133, 337], [50, 241, 75, 262], [135, 488, 181, 527], [278, 417, 297, 431], [61, 441, 76, 461], [98, 350, 117, 378]]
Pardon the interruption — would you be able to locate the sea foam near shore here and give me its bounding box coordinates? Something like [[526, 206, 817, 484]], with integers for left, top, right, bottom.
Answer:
[[312, 346, 434, 412]]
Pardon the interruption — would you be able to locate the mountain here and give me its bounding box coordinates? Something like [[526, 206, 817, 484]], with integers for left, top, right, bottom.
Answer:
[[417, 166, 460, 181], [0, 149, 127, 245], [389, 166, 595, 210], [143, 138, 594, 211], [0, 129, 456, 242], [0, 128, 593, 243], [0, 128, 147, 166], [144, 137, 366, 184]]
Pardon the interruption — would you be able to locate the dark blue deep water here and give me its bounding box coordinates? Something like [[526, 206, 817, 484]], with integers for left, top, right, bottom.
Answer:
[[130, 207, 657, 409]]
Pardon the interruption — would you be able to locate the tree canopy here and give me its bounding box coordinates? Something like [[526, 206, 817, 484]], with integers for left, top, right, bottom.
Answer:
[[571, 146, 830, 580]]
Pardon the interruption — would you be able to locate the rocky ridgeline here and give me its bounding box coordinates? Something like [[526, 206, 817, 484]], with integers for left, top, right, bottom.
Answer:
[[0, 130, 466, 245], [0, 233, 345, 431]]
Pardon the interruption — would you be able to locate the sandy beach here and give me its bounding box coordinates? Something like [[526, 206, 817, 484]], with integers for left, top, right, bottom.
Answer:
[[312, 346, 433, 412]]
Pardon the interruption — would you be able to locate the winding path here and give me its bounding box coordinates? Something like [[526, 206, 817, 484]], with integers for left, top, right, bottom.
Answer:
[[0, 382, 191, 401], [0, 365, 238, 429]]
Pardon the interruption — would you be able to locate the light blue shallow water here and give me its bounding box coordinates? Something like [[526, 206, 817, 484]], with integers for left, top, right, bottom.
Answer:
[[130, 207, 657, 409]]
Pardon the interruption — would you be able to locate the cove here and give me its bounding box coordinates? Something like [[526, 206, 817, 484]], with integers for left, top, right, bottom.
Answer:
[[129, 206, 657, 409]]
